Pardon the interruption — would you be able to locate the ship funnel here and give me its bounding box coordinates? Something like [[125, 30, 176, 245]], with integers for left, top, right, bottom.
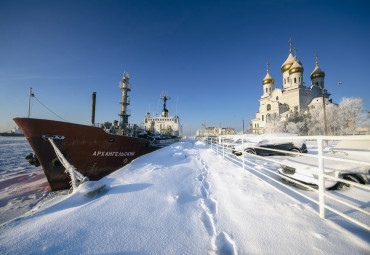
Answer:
[[91, 92, 96, 126]]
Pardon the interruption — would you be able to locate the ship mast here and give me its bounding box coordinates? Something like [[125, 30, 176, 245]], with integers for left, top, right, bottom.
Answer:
[[161, 93, 170, 117], [28, 87, 33, 118], [118, 72, 131, 130]]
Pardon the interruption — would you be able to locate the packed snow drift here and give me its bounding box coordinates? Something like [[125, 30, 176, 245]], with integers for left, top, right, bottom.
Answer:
[[0, 138, 369, 254]]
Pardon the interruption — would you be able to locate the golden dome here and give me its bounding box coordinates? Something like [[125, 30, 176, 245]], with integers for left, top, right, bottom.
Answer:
[[289, 58, 304, 75], [263, 62, 274, 85], [281, 53, 295, 73], [281, 39, 295, 73], [289, 49, 304, 75], [310, 55, 325, 79]]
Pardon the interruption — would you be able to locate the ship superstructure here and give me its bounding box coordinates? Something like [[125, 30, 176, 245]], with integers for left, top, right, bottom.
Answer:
[[144, 93, 181, 137]]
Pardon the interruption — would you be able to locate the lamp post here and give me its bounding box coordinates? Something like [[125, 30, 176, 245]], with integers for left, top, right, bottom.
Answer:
[[321, 82, 342, 136]]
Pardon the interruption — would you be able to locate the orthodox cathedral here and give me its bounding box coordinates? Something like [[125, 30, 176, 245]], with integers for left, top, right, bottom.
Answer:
[[250, 40, 330, 134]]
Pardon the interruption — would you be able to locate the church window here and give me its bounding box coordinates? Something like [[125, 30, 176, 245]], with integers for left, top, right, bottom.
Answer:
[[316, 82, 319, 86], [276, 96, 279, 100], [294, 77, 296, 83], [265, 88, 268, 93], [287, 77, 290, 83], [284, 78, 286, 84], [267, 104, 271, 111], [299, 77, 301, 83], [262, 115, 264, 121], [269, 88, 272, 92]]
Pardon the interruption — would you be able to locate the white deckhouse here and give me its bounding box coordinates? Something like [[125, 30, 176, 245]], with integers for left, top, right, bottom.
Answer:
[[144, 94, 181, 137], [250, 41, 331, 134]]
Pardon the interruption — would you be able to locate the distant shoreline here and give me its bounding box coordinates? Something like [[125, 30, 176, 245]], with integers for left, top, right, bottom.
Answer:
[[0, 133, 24, 137]]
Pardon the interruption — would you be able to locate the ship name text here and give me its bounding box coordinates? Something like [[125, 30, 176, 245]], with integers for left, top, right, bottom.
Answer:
[[92, 151, 135, 157]]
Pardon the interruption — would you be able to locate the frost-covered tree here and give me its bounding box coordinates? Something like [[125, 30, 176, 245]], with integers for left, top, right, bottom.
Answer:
[[265, 114, 285, 133], [264, 97, 366, 135], [337, 97, 366, 134], [305, 106, 322, 135], [283, 109, 309, 135], [305, 97, 365, 135]]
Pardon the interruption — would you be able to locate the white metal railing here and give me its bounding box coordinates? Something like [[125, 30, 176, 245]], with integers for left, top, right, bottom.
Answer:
[[202, 135, 370, 232]]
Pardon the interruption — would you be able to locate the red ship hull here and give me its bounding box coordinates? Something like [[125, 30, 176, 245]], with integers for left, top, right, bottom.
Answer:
[[14, 118, 157, 191]]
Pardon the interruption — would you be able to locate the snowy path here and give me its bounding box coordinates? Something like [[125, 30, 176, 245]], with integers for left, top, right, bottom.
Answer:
[[196, 150, 238, 254], [0, 140, 369, 254]]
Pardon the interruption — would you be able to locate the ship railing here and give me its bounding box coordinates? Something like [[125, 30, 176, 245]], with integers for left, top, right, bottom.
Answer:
[[119, 96, 131, 105], [119, 82, 131, 91], [119, 109, 131, 116], [204, 135, 370, 232]]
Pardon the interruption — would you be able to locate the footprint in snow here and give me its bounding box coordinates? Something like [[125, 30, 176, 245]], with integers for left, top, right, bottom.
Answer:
[[201, 184, 209, 199], [204, 198, 217, 215], [202, 180, 210, 190], [201, 211, 216, 236], [215, 232, 238, 255], [198, 174, 204, 182]]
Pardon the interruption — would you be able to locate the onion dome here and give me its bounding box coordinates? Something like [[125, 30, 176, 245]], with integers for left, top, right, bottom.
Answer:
[[281, 52, 295, 73], [263, 62, 274, 85], [281, 39, 295, 73], [310, 55, 325, 79], [289, 57, 304, 75]]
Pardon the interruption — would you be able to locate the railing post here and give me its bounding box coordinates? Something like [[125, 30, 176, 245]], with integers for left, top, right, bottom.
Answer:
[[318, 137, 326, 219], [217, 137, 220, 155], [210, 137, 213, 150], [222, 137, 225, 159], [242, 137, 245, 170]]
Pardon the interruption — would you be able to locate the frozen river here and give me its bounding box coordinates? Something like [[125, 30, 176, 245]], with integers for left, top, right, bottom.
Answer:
[[0, 137, 50, 224]]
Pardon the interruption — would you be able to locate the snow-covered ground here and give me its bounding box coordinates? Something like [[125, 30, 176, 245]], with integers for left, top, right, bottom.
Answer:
[[0, 137, 369, 254]]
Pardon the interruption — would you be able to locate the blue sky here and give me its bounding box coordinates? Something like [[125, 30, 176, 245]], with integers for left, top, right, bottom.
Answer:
[[1, 0, 369, 136]]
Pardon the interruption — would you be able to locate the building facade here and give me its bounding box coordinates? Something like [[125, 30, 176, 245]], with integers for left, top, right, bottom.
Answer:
[[196, 127, 236, 137], [250, 41, 330, 134]]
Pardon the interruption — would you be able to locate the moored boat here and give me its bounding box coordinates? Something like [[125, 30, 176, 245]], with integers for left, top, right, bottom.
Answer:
[[13, 73, 181, 191], [14, 117, 157, 190]]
